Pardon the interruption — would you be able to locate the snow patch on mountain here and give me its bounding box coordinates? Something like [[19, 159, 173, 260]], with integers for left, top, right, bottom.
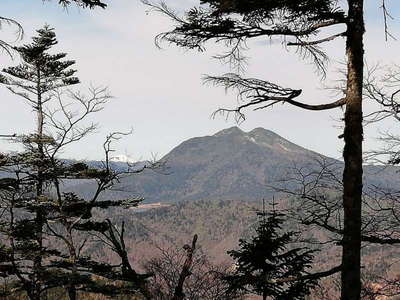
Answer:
[[110, 154, 135, 163]]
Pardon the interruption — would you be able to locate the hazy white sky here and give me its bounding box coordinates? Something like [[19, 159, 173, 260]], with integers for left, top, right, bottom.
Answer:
[[1, 0, 400, 161]]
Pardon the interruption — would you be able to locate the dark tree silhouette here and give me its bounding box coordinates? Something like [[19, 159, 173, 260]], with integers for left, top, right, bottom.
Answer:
[[56, 0, 107, 9], [143, 1, 397, 298], [0, 26, 153, 300], [226, 203, 317, 300]]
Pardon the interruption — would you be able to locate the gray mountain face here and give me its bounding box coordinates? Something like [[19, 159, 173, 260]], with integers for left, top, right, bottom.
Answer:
[[69, 127, 400, 203], [116, 127, 338, 203]]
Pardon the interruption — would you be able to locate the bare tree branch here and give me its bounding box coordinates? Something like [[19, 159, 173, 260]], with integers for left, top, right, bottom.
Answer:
[[172, 234, 198, 300], [207, 73, 346, 122]]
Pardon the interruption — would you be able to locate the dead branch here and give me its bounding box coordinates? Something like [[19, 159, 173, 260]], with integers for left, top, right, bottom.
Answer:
[[172, 234, 198, 300], [207, 73, 346, 122]]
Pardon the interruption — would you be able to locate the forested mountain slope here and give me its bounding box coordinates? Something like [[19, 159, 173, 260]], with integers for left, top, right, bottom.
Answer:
[[78, 127, 400, 204], [99, 199, 399, 285]]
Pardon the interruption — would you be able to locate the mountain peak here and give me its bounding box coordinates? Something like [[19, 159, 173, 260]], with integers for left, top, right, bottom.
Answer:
[[249, 127, 279, 136], [117, 126, 335, 203], [214, 126, 282, 140], [210, 126, 305, 154], [248, 127, 284, 143], [214, 126, 244, 137]]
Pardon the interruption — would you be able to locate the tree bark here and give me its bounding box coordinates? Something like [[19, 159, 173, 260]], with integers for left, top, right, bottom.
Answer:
[[67, 286, 77, 300], [341, 0, 365, 299], [262, 290, 267, 300], [32, 69, 45, 300], [172, 234, 198, 300], [67, 237, 78, 300]]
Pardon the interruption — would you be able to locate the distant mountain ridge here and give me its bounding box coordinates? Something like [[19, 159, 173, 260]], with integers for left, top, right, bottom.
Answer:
[[71, 126, 400, 203], [110, 127, 336, 202]]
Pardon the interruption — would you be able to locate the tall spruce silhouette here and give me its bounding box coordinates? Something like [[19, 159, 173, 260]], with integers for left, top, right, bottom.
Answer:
[[226, 200, 317, 300], [0, 26, 152, 300]]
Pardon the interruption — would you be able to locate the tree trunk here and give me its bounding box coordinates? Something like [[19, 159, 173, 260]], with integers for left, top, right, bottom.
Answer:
[[262, 289, 267, 300], [172, 235, 198, 300], [32, 71, 45, 300], [27, 290, 41, 300], [68, 287, 77, 300], [67, 238, 78, 300], [341, 0, 364, 299]]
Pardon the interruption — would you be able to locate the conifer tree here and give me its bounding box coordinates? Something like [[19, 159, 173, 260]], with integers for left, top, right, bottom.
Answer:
[[0, 26, 151, 300], [226, 204, 317, 300], [0, 25, 80, 300]]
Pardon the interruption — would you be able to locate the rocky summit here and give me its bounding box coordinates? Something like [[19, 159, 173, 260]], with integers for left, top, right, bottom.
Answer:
[[115, 127, 331, 203]]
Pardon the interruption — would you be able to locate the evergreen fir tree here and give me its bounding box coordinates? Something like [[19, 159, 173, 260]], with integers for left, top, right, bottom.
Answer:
[[0, 26, 151, 300], [226, 202, 317, 300]]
